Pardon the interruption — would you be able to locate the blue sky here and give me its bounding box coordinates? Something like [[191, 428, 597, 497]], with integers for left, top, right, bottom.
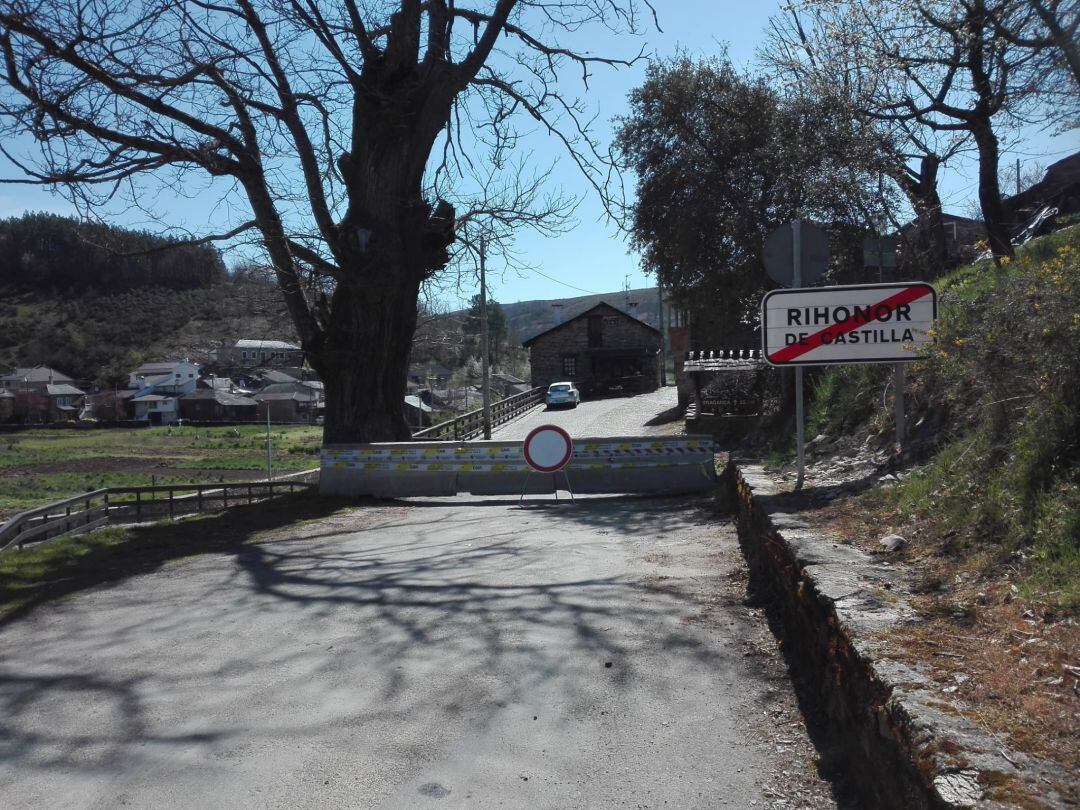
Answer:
[[1, 1, 1075, 309]]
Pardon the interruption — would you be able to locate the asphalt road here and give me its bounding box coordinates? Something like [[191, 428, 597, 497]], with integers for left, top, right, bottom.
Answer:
[[0, 495, 838, 809], [492, 387, 683, 440]]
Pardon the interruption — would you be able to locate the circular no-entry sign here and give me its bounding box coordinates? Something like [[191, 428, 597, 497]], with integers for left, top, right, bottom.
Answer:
[[522, 424, 573, 472]]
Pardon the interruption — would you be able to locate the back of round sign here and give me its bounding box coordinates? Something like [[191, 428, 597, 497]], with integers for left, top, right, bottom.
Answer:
[[522, 424, 574, 473]]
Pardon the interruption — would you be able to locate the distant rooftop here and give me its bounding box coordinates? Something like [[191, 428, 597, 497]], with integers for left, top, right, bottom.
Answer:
[[0, 366, 75, 384], [234, 339, 300, 350], [45, 383, 86, 396], [133, 361, 195, 375]]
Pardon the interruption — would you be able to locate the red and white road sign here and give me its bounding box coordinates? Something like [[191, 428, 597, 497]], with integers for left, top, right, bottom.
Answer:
[[761, 282, 936, 366], [522, 424, 574, 472]]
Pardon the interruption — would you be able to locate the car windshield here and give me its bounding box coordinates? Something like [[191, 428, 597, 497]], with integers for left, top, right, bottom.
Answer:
[[549, 385, 571, 392]]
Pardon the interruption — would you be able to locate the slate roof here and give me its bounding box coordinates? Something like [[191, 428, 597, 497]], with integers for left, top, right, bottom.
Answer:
[[258, 382, 320, 400], [182, 389, 257, 407], [234, 339, 300, 350], [403, 395, 432, 413], [0, 366, 75, 384], [254, 391, 315, 402], [45, 383, 86, 396], [133, 361, 193, 375], [521, 301, 661, 347]]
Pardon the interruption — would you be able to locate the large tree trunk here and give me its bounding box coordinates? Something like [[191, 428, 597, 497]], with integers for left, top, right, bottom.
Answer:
[[304, 60, 457, 444], [971, 121, 1014, 258], [312, 269, 422, 444]]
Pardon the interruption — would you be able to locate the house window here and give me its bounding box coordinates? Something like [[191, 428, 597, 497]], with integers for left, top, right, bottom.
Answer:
[[587, 316, 603, 348], [242, 351, 248, 360], [562, 355, 577, 377]]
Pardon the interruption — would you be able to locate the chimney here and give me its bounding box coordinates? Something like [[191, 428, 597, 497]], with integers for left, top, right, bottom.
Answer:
[[551, 303, 564, 326], [627, 301, 639, 318]]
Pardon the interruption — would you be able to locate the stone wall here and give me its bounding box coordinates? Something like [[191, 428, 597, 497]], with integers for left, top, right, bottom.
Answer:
[[728, 461, 1072, 809]]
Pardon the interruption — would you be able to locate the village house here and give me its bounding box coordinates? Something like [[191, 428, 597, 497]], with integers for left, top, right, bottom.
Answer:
[[0, 366, 86, 422], [127, 360, 201, 425], [522, 302, 663, 394], [178, 388, 259, 422], [408, 361, 452, 389], [254, 382, 321, 423], [0, 365, 76, 392], [223, 339, 304, 368]]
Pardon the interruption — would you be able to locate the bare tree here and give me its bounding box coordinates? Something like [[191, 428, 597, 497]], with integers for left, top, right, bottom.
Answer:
[[784, 0, 1061, 259], [0, 0, 654, 441], [986, 0, 1080, 100], [761, 5, 967, 276]]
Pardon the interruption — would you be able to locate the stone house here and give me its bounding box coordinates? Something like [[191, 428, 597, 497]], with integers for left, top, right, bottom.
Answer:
[[179, 389, 259, 422], [0, 367, 86, 422], [522, 302, 662, 394], [226, 339, 304, 368], [0, 365, 76, 393], [254, 383, 321, 423]]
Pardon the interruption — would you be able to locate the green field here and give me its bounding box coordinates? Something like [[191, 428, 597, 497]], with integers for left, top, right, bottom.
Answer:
[[0, 425, 322, 517]]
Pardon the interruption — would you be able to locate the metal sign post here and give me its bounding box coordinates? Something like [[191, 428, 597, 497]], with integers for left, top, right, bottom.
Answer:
[[894, 363, 906, 451], [792, 220, 805, 492]]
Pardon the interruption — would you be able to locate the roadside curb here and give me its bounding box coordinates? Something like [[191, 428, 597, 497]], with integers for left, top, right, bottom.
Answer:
[[727, 460, 1074, 809]]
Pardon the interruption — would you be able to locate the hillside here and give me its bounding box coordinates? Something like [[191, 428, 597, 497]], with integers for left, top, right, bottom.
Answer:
[[493, 286, 662, 344], [0, 214, 296, 385], [799, 223, 1080, 608]]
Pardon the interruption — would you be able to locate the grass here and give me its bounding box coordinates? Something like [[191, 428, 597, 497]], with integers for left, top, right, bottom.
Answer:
[[0, 424, 323, 515], [0, 494, 357, 624], [802, 223, 1080, 610]]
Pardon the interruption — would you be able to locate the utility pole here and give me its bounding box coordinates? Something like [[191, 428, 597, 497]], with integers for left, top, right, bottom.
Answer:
[[480, 235, 492, 439], [265, 408, 273, 481], [1016, 158, 1021, 196], [657, 279, 666, 386]]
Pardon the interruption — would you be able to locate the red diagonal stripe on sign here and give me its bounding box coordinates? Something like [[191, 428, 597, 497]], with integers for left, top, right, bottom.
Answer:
[[768, 285, 933, 364]]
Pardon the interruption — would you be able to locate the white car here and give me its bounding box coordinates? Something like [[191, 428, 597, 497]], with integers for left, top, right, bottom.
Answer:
[[545, 381, 581, 408]]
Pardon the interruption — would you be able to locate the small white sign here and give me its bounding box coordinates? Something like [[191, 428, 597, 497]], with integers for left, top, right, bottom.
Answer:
[[762, 282, 936, 366]]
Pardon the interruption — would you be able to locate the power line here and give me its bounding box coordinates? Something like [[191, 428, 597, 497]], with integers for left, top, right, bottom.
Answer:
[[529, 267, 600, 296]]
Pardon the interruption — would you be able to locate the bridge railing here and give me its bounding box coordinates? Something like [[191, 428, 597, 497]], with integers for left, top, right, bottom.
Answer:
[[412, 386, 544, 441], [0, 468, 319, 553], [681, 349, 765, 372]]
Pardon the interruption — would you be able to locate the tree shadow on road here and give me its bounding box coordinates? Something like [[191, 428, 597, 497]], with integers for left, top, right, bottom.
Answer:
[[0, 493, 764, 788], [0, 493, 357, 629]]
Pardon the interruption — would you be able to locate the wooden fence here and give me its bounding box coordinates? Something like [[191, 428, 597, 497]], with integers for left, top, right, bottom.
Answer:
[[0, 469, 319, 553], [412, 387, 544, 441]]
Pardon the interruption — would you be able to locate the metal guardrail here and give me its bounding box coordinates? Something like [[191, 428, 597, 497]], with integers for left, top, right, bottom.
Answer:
[[0, 468, 319, 553], [412, 387, 544, 441]]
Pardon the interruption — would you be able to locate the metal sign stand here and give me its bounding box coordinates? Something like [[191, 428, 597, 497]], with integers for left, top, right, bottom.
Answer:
[[894, 363, 905, 452], [519, 469, 574, 503], [792, 220, 805, 492]]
